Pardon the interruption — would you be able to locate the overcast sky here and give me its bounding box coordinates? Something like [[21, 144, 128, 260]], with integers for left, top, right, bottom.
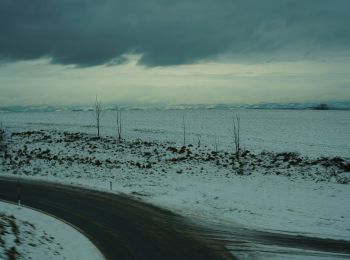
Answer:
[[1, 0, 350, 106]]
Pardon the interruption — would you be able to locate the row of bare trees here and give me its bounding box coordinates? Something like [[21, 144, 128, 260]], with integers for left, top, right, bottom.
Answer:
[[95, 96, 241, 158]]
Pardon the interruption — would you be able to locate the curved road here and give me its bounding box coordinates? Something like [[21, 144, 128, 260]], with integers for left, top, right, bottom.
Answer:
[[1, 178, 350, 259], [0, 178, 232, 260]]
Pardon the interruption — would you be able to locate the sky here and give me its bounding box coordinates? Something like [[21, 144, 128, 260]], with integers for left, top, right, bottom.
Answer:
[[0, 0, 350, 107]]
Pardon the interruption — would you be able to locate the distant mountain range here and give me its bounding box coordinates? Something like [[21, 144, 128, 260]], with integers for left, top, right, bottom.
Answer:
[[0, 101, 349, 112]]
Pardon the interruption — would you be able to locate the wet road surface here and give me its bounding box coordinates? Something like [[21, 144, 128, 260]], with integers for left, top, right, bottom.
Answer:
[[0, 178, 232, 260]]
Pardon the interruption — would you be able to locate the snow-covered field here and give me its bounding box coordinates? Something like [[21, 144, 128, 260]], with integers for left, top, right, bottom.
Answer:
[[0, 201, 104, 260], [0, 109, 349, 242], [1, 109, 349, 157]]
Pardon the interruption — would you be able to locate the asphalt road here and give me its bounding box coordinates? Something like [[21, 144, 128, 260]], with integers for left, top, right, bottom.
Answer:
[[0, 178, 232, 260], [1, 178, 350, 259]]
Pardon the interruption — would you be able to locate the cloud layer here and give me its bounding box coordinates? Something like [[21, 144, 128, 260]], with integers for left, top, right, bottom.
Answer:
[[1, 0, 350, 66]]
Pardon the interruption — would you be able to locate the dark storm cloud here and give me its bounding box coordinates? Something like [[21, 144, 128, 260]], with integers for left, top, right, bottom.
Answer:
[[1, 0, 350, 66]]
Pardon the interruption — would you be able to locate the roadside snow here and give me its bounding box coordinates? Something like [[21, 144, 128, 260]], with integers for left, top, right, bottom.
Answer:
[[148, 172, 350, 240], [0, 201, 104, 260]]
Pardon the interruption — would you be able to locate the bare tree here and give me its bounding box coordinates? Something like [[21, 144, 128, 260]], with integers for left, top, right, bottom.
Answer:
[[116, 107, 122, 142], [182, 114, 186, 146], [0, 122, 8, 159], [196, 134, 201, 148], [196, 120, 204, 148], [232, 114, 241, 159], [94, 95, 102, 138], [214, 135, 219, 153]]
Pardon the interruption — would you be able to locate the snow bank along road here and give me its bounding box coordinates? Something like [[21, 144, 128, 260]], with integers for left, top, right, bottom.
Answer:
[[1, 178, 350, 260], [0, 178, 232, 260]]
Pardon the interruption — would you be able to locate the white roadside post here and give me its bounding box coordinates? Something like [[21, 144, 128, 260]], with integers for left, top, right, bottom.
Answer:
[[17, 180, 21, 207]]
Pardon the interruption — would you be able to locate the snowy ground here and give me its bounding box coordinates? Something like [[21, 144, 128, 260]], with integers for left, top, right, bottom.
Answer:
[[0, 109, 349, 245], [0, 201, 104, 260]]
